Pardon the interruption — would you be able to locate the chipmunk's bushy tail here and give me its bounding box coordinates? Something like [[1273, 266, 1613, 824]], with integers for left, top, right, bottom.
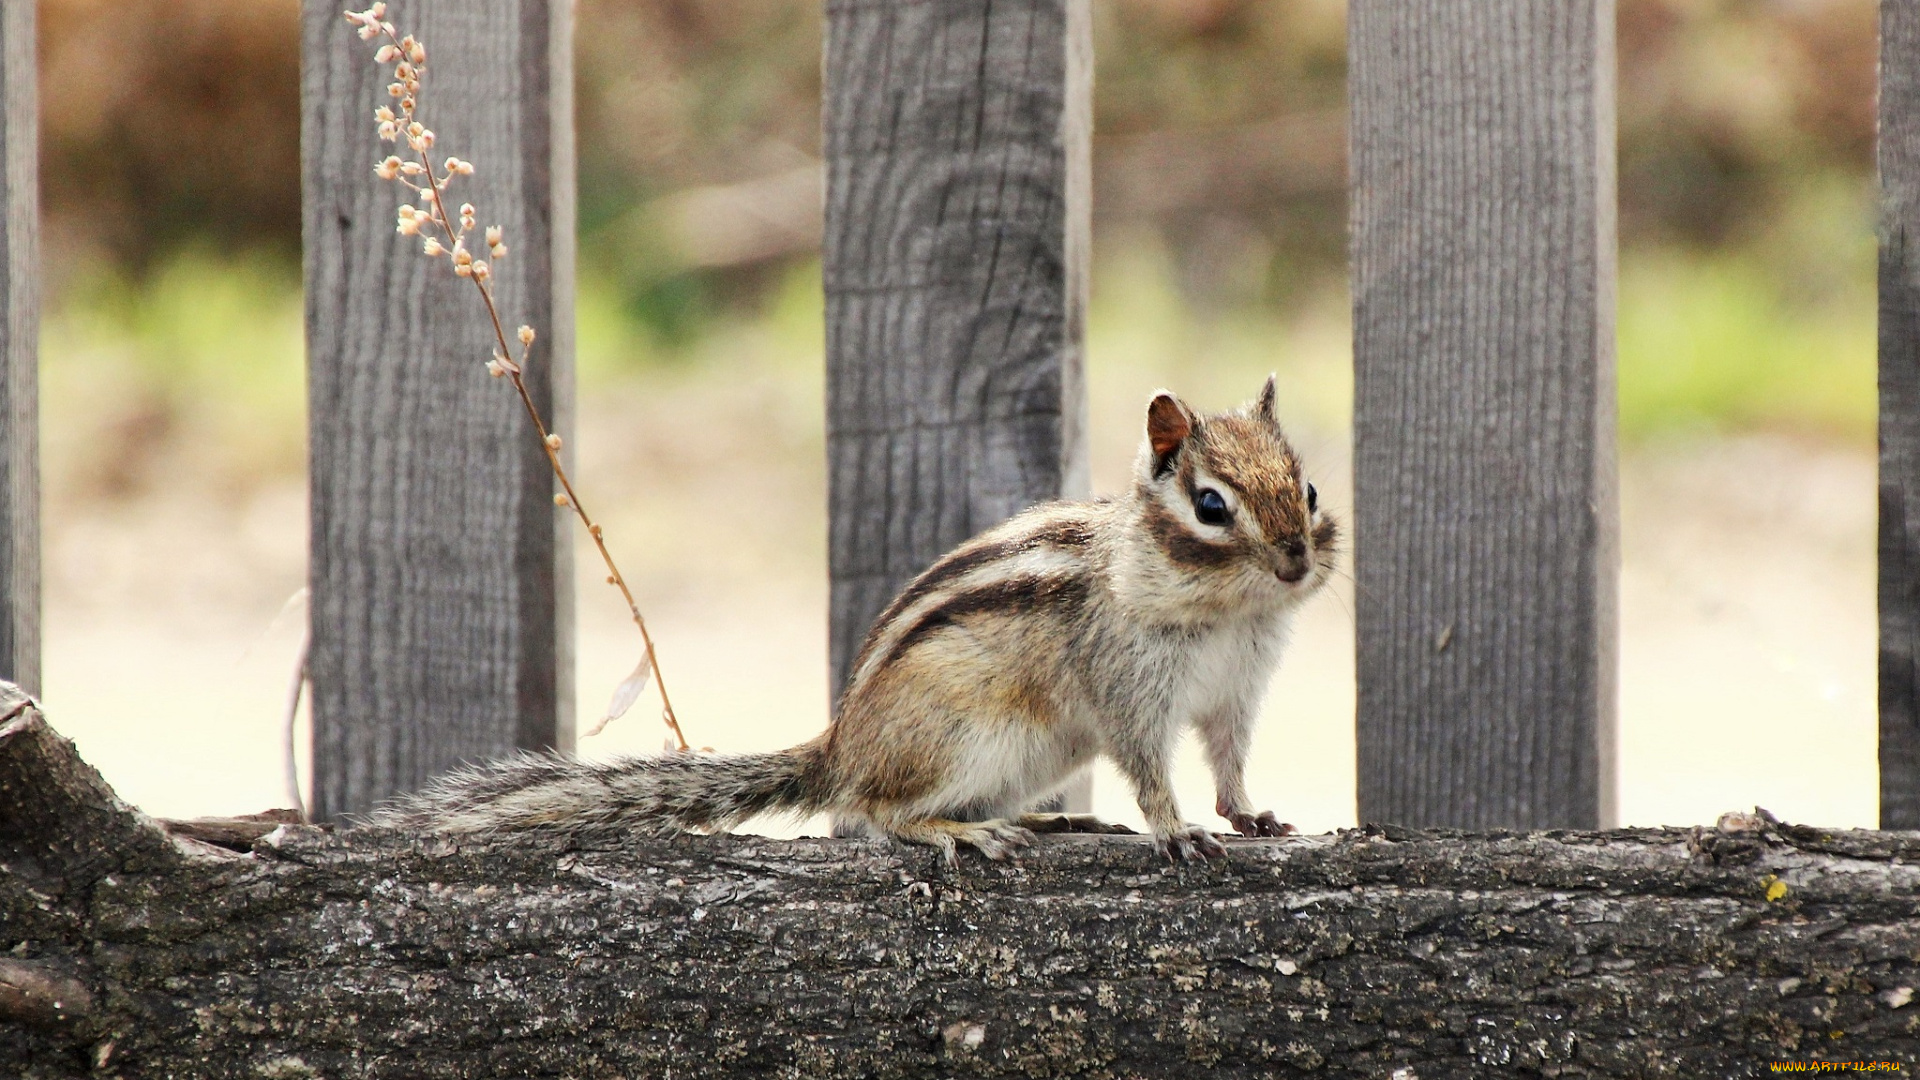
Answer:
[[367, 740, 831, 837]]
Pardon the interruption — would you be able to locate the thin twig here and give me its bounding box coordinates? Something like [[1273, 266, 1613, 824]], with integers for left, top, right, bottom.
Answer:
[[346, 4, 688, 750]]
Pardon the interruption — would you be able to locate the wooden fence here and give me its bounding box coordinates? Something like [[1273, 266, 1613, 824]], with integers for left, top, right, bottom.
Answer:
[[0, 0, 1907, 829]]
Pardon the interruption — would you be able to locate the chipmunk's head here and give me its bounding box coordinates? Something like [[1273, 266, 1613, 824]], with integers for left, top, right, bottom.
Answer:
[[1132, 375, 1338, 608]]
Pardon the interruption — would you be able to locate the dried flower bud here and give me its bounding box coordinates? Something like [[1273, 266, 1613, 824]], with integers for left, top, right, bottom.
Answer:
[[485, 225, 503, 247], [486, 358, 506, 377], [395, 62, 413, 80], [400, 96, 415, 113], [377, 121, 399, 141], [375, 106, 395, 123], [417, 129, 434, 149], [443, 157, 461, 175], [490, 243, 508, 259], [381, 21, 394, 35], [398, 34, 414, 50], [517, 325, 536, 345], [397, 217, 422, 237], [359, 23, 380, 40], [455, 160, 474, 176], [545, 433, 562, 450], [370, 2, 387, 17], [374, 156, 402, 180], [375, 44, 399, 63], [422, 237, 445, 257], [459, 202, 475, 219], [410, 42, 426, 64], [451, 242, 472, 266], [471, 261, 491, 281], [606, 574, 617, 585], [589, 524, 603, 538], [554, 493, 571, 508], [454, 262, 472, 277], [406, 121, 424, 138], [399, 161, 424, 176]]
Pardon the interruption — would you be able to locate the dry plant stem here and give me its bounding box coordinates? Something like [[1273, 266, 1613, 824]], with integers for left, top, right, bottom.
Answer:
[[355, 10, 688, 752], [472, 284, 688, 752]]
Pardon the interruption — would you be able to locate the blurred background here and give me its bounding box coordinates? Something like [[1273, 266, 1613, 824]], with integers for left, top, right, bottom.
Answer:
[[38, 0, 1879, 832]]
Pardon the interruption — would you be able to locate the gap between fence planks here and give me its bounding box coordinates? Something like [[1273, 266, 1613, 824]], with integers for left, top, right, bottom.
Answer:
[[1350, 0, 1620, 829], [301, 0, 576, 822]]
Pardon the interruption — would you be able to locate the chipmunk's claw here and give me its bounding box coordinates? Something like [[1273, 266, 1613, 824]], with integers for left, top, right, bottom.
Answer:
[[1228, 810, 1297, 838], [1157, 824, 1227, 862]]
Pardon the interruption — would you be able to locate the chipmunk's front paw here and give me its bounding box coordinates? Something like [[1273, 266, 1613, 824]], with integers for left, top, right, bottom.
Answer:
[[956, 819, 1037, 861], [1156, 824, 1227, 862], [1227, 810, 1297, 838]]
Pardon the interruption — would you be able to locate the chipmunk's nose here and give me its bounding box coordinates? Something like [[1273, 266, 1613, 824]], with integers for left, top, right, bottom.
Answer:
[[1274, 538, 1310, 583]]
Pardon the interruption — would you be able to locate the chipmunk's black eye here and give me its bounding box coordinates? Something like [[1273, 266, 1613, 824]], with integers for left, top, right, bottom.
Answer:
[[1306, 482, 1318, 514], [1194, 488, 1231, 526]]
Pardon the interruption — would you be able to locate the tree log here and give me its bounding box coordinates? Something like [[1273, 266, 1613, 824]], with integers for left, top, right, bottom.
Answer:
[[2, 686, 1917, 1077]]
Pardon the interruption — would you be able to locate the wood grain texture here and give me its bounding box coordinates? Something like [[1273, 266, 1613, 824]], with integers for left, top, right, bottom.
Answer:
[[1883, 0, 1920, 829], [6, 702, 1919, 1078], [0, 3, 34, 698], [303, 0, 574, 822], [822, 0, 1092, 705], [1350, 1, 1618, 829]]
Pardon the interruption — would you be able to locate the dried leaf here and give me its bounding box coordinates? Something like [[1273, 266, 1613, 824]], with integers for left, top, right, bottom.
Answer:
[[581, 655, 652, 739]]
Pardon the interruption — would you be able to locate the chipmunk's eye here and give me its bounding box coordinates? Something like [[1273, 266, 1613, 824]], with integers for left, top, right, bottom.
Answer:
[[1194, 488, 1231, 526], [1306, 482, 1318, 514]]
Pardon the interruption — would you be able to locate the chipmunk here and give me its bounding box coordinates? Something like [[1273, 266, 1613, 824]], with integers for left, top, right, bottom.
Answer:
[[374, 376, 1337, 862]]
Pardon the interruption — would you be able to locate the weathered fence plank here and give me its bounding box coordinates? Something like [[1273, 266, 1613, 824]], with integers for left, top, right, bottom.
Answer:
[[5, 698, 1918, 1077], [302, 0, 575, 821], [0, 3, 34, 699], [822, 0, 1092, 707], [1349, 1, 1619, 829], [1883, 0, 1920, 829]]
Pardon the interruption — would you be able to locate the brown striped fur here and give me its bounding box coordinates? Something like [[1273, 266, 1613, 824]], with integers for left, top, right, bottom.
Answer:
[[370, 377, 1337, 864]]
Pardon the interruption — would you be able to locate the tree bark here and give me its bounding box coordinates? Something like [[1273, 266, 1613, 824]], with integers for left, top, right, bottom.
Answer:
[[2, 688, 1916, 1078]]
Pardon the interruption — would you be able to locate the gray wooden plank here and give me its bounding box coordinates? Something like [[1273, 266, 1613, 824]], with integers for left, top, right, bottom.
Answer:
[[1349, 0, 1618, 829], [1882, 0, 1920, 829], [822, 0, 1090, 693], [0, 2, 34, 699], [823, 0, 1091, 812], [303, 0, 574, 821]]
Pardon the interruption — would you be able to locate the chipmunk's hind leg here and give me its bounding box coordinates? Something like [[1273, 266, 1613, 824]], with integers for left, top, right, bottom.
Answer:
[[1016, 812, 1137, 835], [885, 817, 1036, 865]]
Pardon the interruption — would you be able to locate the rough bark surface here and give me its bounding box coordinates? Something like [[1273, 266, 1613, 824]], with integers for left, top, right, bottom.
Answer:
[[3, 693, 1917, 1077], [1883, 0, 1920, 829], [1349, 0, 1619, 830], [302, 0, 576, 822]]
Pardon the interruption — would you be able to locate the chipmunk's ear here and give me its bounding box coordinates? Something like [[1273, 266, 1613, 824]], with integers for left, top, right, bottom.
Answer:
[[1146, 391, 1197, 476], [1254, 374, 1278, 424]]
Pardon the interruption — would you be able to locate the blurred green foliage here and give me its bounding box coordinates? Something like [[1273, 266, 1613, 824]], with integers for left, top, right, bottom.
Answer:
[[35, 0, 1882, 465]]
